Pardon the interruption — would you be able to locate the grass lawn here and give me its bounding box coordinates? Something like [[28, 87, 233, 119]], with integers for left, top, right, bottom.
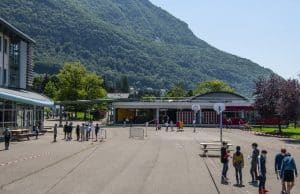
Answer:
[[252, 125, 300, 139], [75, 112, 93, 120]]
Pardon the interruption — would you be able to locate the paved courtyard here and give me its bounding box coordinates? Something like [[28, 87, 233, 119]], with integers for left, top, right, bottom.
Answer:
[[0, 122, 299, 194]]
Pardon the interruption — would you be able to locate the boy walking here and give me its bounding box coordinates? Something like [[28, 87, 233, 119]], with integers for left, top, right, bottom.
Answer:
[[250, 143, 260, 184], [221, 141, 230, 184], [2, 128, 11, 150], [53, 123, 58, 142], [95, 123, 99, 141], [275, 148, 287, 194], [280, 153, 298, 194], [233, 146, 244, 187], [258, 150, 268, 194]]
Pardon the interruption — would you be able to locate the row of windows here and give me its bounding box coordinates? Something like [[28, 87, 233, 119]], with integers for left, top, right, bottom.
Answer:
[[0, 36, 8, 53]]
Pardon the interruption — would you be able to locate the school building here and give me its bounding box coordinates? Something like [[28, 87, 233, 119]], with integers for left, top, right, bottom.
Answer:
[[112, 92, 255, 126], [0, 17, 53, 133]]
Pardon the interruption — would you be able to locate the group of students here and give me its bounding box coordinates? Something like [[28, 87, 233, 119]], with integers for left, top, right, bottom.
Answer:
[[155, 120, 185, 132], [53, 121, 104, 142], [221, 142, 298, 194]]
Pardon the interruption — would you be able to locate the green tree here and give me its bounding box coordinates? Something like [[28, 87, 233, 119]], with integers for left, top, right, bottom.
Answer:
[[32, 75, 48, 93], [121, 75, 129, 93], [82, 72, 107, 99], [44, 81, 57, 100], [56, 61, 107, 119], [165, 82, 187, 98], [194, 80, 235, 95], [57, 62, 87, 101]]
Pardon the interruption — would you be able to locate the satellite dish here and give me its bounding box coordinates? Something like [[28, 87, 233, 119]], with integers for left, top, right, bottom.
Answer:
[[213, 103, 225, 114]]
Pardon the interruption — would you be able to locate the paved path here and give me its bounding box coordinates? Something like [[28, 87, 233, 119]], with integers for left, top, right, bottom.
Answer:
[[0, 125, 299, 194]]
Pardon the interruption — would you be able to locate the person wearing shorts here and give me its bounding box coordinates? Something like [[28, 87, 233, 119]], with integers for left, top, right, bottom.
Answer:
[[275, 148, 287, 194], [280, 153, 298, 194]]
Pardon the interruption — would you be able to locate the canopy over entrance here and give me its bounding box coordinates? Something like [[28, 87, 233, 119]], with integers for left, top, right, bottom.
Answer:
[[0, 87, 54, 107]]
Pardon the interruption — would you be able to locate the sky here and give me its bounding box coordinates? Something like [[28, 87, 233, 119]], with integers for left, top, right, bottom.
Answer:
[[149, 0, 300, 79]]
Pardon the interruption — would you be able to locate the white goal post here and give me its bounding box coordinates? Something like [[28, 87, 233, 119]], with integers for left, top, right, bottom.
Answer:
[[129, 127, 145, 139]]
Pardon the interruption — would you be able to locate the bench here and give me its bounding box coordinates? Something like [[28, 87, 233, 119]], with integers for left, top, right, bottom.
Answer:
[[11, 129, 30, 141], [200, 142, 233, 156]]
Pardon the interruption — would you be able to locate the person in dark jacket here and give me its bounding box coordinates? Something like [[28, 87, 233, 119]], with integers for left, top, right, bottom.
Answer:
[[33, 124, 39, 139], [280, 153, 298, 194], [76, 124, 80, 141], [258, 150, 268, 194], [221, 141, 229, 184], [69, 122, 73, 140], [95, 123, 100, 141], [53, 123, 58, 142], [250, 142, 260, 184], [275, 148, 287, 194], [66, 122, 72, 141], [63, 122, 68, 140], [2, 128, 11, 150]]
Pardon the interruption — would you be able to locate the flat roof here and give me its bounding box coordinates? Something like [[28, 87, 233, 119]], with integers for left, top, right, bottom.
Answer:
[[0, 17, 35, 44], [0, 87, 54, 107], [55, 98, 116, 105]]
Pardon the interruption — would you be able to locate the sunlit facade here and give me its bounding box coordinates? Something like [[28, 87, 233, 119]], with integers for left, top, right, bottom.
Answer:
[[0, 17, 53, 133]]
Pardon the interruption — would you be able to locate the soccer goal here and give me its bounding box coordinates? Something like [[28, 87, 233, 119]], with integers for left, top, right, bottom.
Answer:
[[129, 127, 145, 139]]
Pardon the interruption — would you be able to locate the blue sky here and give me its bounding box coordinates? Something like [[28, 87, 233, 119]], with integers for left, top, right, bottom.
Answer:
[[149, 0, 300, 79]]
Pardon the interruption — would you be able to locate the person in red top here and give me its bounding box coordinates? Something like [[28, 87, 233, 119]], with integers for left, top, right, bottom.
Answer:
[[221, 142, 230, 184]]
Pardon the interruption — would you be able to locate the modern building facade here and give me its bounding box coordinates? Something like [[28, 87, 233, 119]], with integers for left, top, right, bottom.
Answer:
[[112, 92, 256, 126], [0, 17, 53, 133]]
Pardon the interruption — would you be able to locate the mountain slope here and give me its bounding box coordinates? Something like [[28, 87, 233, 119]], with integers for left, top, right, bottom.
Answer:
[[0, 0, 273, 96]]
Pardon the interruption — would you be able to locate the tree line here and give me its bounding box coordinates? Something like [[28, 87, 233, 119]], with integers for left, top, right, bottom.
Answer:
[[254, 74, 300, 129]]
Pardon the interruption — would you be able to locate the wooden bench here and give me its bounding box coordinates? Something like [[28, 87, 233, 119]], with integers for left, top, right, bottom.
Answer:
[[11, 129, 30, 141], [200, 142, 233, 156]]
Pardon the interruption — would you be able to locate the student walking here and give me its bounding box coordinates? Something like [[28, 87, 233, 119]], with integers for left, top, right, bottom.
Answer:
[[280, 153, 298, 194], [70, 122, 73, 140], [63, 122, 68, 140], [33, 124, 39, 139], [165, 121, 169, 132], [85, 124, 89, 141], [2, 128, 11, 150], [258, 150, 268, 194], [67, 122, 73, 140], [275, 148, 287, 194], [250, 142, 260, 184], [233, 146, 244, 187], [221, 142, 230, 184], [80, 123, 85, 141], [95, 123, 99, 141], [53, 123, 58, 142], [170, 120, 174, 131], [76, 124, 80, 141]]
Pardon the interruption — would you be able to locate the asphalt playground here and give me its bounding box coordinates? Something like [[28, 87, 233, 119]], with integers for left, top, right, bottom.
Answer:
[[0, 122, 299, 194]]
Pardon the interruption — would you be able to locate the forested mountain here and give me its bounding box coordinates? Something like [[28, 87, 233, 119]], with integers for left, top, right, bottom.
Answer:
[[0, 0, 273, 96]]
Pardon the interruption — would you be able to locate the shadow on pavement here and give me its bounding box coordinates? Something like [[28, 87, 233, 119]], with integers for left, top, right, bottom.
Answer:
[[198, 154, 220, 158], [280, 139, 300, 144]]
